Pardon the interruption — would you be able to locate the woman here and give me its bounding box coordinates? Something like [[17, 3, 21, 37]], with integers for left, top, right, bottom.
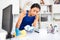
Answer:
[[16, 3, 41, 31]]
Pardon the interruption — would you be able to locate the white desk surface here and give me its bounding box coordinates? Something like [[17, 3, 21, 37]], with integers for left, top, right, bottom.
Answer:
[[0, 29, 7, 40], [7, 29, 60, 40]]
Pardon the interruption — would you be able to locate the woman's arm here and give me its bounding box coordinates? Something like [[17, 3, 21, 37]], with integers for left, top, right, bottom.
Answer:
[[16, 10, 26, 28], [32, 15, 39, 27]]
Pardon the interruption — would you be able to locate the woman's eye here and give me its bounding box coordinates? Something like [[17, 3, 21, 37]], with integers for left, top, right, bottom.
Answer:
[[33, 10, 36, 12], [36, 11, 38, 13]]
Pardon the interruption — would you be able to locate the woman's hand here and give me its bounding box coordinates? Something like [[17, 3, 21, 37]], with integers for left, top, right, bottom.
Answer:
[[15, 28, 20, 36], [32, 14, 39, 27]]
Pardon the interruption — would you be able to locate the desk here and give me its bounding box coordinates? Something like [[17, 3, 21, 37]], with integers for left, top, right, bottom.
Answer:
[[8, 29, 60, 40], [0, 29, 7, 40]]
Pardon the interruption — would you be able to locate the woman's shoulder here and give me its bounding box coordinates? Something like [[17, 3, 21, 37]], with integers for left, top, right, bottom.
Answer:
[[21, 10, 26, 15], [19, 10, 26, 16]]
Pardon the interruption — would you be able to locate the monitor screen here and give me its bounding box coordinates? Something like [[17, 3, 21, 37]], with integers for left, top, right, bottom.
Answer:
[[2, 5, 13, 33]]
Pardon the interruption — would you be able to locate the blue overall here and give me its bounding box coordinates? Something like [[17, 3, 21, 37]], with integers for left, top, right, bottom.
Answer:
[[19, 11, 35, 30]]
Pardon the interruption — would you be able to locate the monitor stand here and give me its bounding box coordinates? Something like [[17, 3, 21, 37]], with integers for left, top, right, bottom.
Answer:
[[6, 32, 13, 39]]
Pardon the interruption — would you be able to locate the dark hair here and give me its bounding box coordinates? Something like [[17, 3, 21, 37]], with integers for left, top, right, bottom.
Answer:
[[31, 3, 41, 10]]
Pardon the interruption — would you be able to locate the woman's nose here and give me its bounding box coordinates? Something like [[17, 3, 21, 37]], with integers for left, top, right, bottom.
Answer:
[[34, 12, 37, 14]]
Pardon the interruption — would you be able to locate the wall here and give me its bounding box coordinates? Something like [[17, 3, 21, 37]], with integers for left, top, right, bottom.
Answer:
[[19, 0, 40, 10]]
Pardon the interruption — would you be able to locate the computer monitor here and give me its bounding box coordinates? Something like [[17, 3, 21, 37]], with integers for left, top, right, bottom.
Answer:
[[2, 5, 13, 39]]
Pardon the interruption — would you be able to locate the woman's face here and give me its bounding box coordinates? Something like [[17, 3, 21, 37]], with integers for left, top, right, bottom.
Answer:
[[30, 7, 40, 16]]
